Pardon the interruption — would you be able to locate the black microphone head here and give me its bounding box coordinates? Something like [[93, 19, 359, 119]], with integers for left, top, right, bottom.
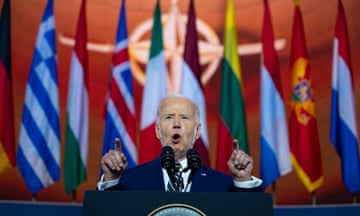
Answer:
[[187, 148, 201, 170], [160, 146, 175, 170]]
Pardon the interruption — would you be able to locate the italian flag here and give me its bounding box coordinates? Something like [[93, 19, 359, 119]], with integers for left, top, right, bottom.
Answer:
[[64, 0, 89, 195], [216, 0, 249, 174], [139, 0, 167, 164]]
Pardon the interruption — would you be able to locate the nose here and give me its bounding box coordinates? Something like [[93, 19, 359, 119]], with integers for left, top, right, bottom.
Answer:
[[172, 117, 181, 129]]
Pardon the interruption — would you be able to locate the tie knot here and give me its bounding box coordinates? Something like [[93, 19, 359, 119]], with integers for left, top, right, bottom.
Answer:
[[175, 162, 182, 172]]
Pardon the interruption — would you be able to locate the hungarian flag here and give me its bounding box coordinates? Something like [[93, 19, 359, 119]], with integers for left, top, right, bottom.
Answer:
[[330, 0, 360, 194], [216, 0, 248, 173], [180, 0, 209, 165], [17, 0, 61, 194], [260, 0, 292, 189], [289, 2, 323, 193], [101, 0, 137, 170], [139, 0, 167, 164], [64, 0, 88, 195], [0, 0, 16, 173]]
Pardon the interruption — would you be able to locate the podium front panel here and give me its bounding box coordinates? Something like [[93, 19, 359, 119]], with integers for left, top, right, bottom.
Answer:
[[82, 191, 273, 216]]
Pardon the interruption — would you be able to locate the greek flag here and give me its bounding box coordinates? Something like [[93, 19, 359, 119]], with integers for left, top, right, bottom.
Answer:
[[16, 0, 60, 194]]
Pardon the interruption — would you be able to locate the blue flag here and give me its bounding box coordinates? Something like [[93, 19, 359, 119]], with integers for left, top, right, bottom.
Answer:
[[16, 0, 60, 194]]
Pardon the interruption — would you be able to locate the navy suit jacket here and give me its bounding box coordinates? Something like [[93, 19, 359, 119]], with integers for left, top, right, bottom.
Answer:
[[108, 157, 263, 192]]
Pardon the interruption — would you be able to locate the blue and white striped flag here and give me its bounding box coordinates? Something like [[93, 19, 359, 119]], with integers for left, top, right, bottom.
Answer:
[[330, 0, 360, 194], [102, 0, 137, 170], [16, 0, 60, 194]]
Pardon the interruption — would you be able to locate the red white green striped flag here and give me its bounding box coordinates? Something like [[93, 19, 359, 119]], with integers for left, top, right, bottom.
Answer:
[[64, 0, 89, 195]]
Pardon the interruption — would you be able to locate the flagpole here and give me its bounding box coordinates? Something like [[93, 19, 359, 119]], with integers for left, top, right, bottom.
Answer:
[[311, 191, 317, 205], [352, 194, 357, 204], [272, 183, 277, 206], [72, 190, 76, 203]]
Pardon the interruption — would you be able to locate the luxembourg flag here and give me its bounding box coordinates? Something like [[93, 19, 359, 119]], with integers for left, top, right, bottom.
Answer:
[[260, 0, 291, 189], [330, 0, 360, 194]]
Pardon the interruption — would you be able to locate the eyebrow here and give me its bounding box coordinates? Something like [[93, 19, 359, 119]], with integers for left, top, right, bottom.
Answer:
[[162, 113, 192, 118]]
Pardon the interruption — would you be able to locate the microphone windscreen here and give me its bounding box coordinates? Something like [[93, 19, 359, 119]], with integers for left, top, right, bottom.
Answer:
[[187, 148, 201, 170], [160, 146, 175, 169]]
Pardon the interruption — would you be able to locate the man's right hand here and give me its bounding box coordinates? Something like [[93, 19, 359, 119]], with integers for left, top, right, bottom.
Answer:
[[101, 138, 128, 181]]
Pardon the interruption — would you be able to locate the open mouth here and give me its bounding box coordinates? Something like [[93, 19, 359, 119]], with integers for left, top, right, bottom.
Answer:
[[171, 134, 181, 144]]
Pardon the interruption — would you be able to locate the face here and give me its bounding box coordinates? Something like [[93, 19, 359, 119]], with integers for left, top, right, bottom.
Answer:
[[155, 96, 201, 161]]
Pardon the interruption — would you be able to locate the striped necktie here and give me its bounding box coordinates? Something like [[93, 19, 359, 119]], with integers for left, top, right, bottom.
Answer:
[[167, 163, 184, 192]]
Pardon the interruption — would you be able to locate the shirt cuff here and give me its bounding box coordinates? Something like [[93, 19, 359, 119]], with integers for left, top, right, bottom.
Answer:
[[233, 176, 263, 188], [97, 175, 120, 191]]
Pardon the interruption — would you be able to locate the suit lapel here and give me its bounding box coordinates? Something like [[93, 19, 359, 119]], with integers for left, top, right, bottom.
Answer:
[[145, 158, 166, 191], [189, 166, 209, 192]]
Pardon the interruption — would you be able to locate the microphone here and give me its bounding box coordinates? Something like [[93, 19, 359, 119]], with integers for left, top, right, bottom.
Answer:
[[184, 148, 202, 184], [160, 146, 176, 184], [160, 146, 175, 170]]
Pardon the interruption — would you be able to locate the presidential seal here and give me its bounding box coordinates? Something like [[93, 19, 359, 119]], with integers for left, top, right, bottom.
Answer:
[[148, 203, 206, 216]]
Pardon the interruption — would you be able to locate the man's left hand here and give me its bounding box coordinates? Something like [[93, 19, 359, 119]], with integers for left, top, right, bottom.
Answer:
[[227, 139, 253, 182]]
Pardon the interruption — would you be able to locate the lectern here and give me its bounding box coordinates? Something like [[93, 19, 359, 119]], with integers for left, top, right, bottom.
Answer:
[[82, 191, 273, 216]]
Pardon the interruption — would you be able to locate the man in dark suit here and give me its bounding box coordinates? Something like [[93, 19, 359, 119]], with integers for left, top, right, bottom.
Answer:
[[98, 94, 263, 192]]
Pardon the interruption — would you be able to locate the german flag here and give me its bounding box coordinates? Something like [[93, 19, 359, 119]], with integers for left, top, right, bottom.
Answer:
[[0, 0, 16, 173]]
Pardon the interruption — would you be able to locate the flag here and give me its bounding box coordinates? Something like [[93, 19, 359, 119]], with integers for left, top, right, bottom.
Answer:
[[16, 0, 60, 194], [139, 0, 167, 164], [259, 0, 292, 189], [0, 0, 16, 173], [101, 0, 137, 170], [64, 0, 88, 195], [216, 0, 248, 173], [289, 2, 323, 193], [180, 0, 209, 165], [330, 0, 360, 194]]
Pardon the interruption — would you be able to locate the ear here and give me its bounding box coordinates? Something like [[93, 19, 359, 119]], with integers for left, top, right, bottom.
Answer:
[[155, 124, 161, 139], [195, 123, 201, 140]]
